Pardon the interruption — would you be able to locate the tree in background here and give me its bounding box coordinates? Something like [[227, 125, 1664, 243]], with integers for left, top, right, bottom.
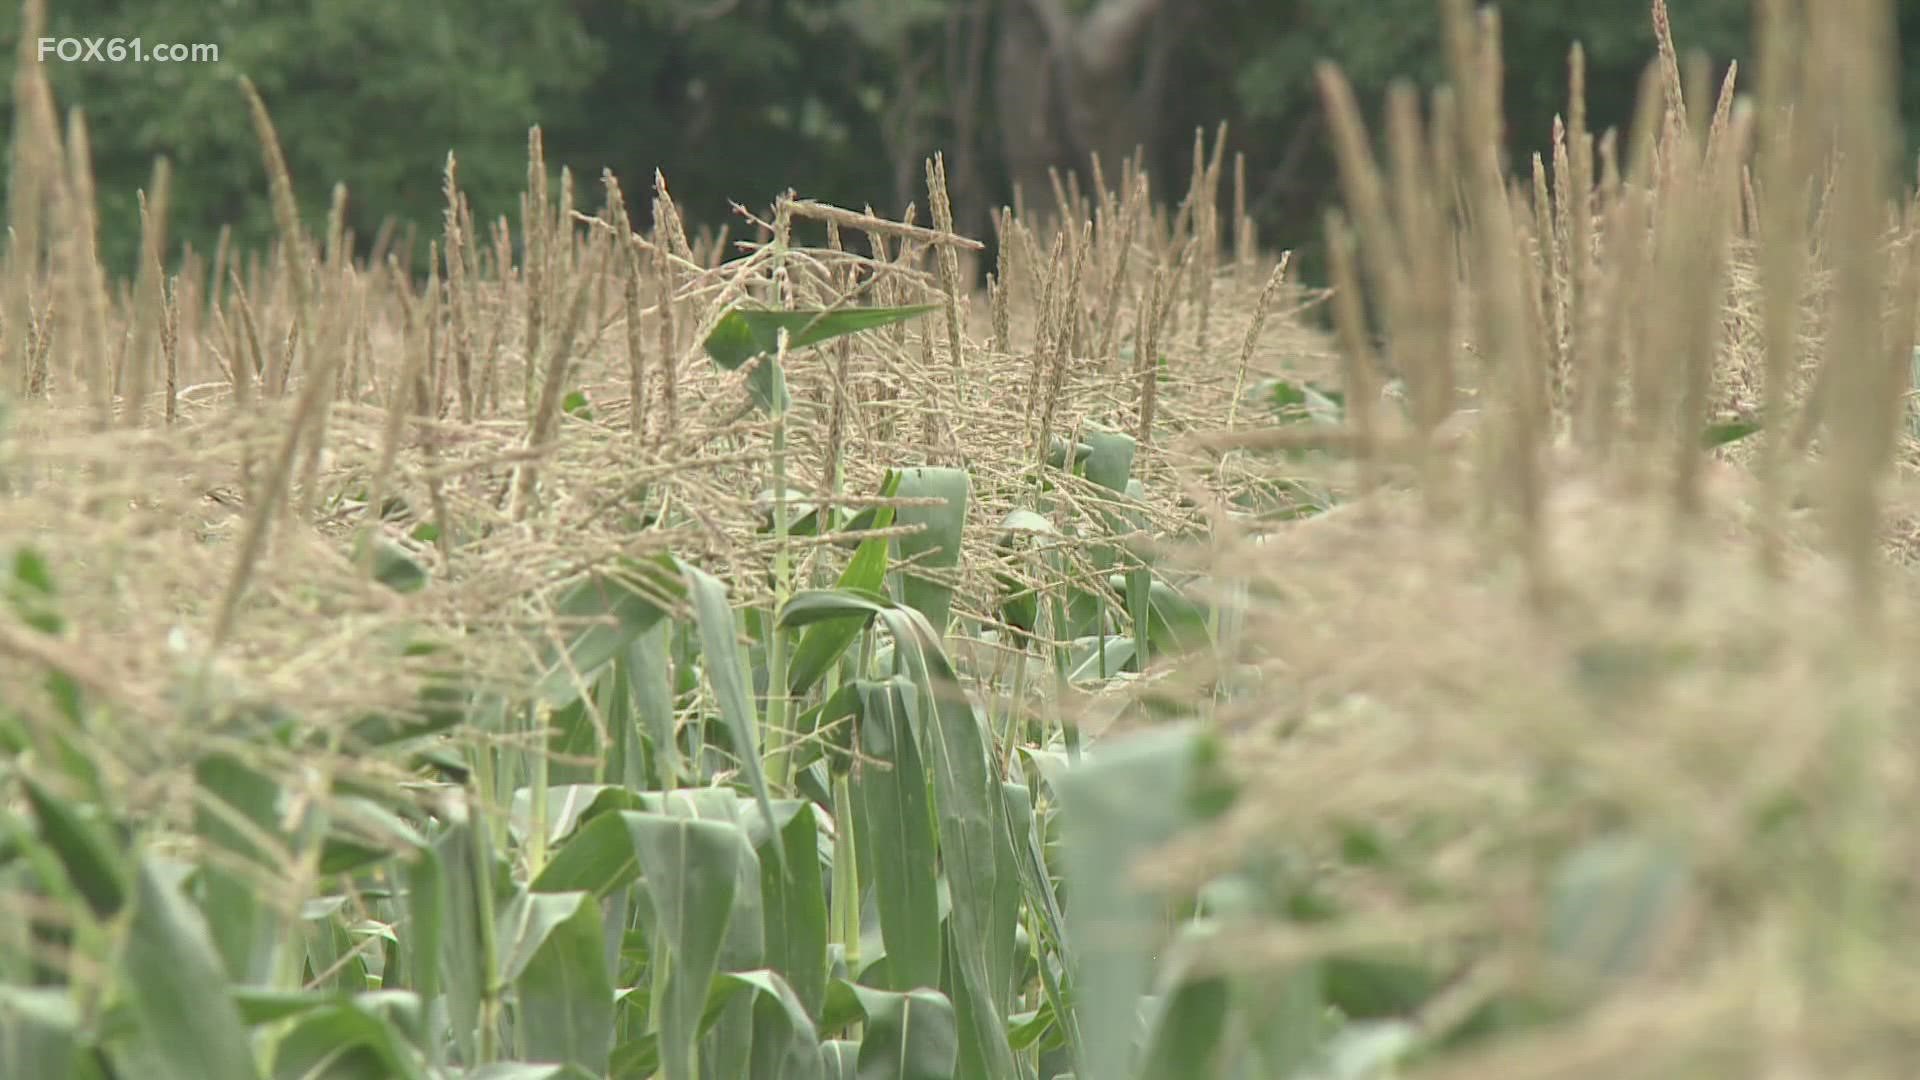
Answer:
[[0, 0, 1840, 280], [538, 0, 903, 250], [1204, 0, 1751, 258], [0, 0, 596, 273], [993, 0, 1186, 217]]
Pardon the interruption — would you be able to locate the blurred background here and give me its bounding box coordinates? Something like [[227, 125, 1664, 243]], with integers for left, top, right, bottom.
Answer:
[[6, 0, 1909, 280]]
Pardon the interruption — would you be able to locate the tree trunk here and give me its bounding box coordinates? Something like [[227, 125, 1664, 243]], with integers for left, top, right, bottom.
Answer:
[[993, 0, 1178, 217]]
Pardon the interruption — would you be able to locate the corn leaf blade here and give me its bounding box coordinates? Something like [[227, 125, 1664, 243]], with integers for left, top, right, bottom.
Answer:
[[498, 890, 615, 1075], [113, 857, 262, 1080]]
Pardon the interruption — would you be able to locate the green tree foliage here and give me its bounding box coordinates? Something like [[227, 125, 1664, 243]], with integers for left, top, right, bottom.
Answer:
[[8, 0, 1891, 281], [1176, 0, 1752, 275], [537, 0, 906, 241], [0, 0, 596, 271]]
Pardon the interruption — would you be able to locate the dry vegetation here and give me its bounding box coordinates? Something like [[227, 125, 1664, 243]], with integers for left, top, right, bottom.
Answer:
[[8, 0, 1920, 1076]]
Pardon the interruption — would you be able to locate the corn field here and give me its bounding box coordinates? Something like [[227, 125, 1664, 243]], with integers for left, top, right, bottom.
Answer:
[[7, 0, 1920, 1077]]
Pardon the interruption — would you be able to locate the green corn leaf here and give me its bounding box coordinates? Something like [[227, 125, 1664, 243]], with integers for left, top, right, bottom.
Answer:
[[1080, 427, 1135, 495], [994, 510, 1055, 646], [872, 607, 1018, 1078], [1006, 1005, 1056, 1053], [890, 468, 970, 638], [23, 777, 127, 920], [985, 781, 1028, 1013], [819, 1039, 860, 1080], [535, 556, 681, 708], [195, 752, 298, 983], [703, 306, 937, 413], [5, 549, 98, 791], [996, 510, 1053, 540], [804, 684, 860, 776], [1124, 569, 1153, 673], [1045, 438, 1093, 471], [351, 529, 429, 593], [607, 972, 755, 1078], [845, 983, 960, 1080], [694, 894, 761, 1077], [544, 694, 604, 787], [638, 787, 754, 824], [1006, 766, 1082, 1066], [730, 970, 824, 1080], [779, 588, 894, 628], [850, 676, 942, 993], [703, 305, 937, 411], [1067, 636, 1136, 684], [1260, 377, 1346, 424], [511, 784, 643, 865], [785, 473, 902, 696], [112, 857, 261, 1080], [8, 545, 60, 632], [703, 307, 939, 371], [497, 890, 615, 1075], [398, 845, 447, 1015], [1135, 924, 1231, 1080], [598, 652, 643, 790], [627, 621, 684, 787], [625, 813, 749, 1080], [268, 998, 427, 1080], [1055, 725, 1228, 1080], [830, 468, 905, 549], [346, 643, 470, 749], [1546, 834, 1691, 1000], [653, 798, 770, 977], [755, 487, 821, 538], [1145, 578, 1212, 656], [757, 801, 830, 1021], [1102, 576, 1214, 659], [1702, 419, 1761, 449], [675, 558, 782, 874], [1323, 949, 1441, 1020], [781, 587, 890, 698], [229, 988, 338, 1026], [1238, 963, 1325, 1076], [531, 808, 643, 899], [0, 987, 100, 1080], [302, 904, 368, 994], [607, 971, 819, 1080], [1063, 427, 1136, 644], [428, 816, 497, 1065]]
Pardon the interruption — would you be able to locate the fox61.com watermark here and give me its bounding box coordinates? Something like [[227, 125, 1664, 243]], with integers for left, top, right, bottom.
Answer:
[[38, 37, 220, 64]]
